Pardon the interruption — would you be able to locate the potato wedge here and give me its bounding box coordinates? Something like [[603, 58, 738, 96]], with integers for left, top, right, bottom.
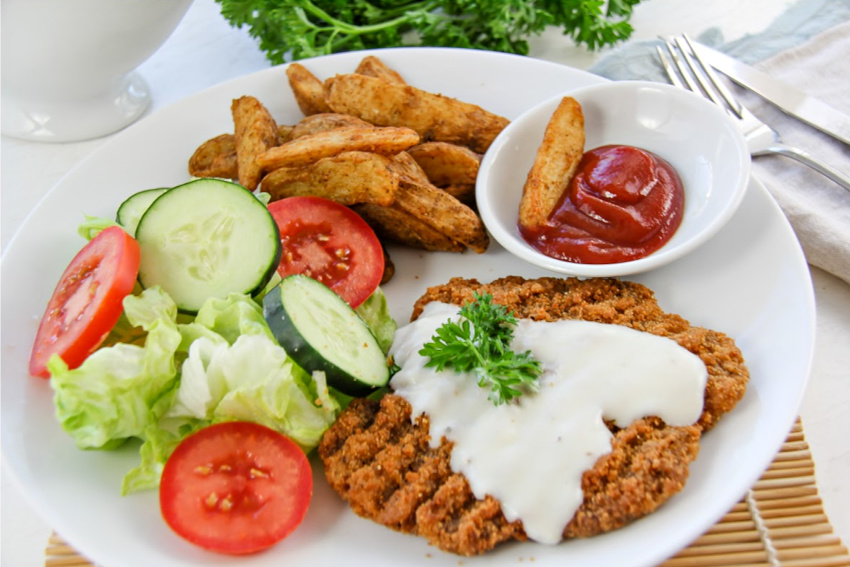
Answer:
[[390, 151, 432, 185], [231, 96, 279, 190], [260, 151, 399, 207], [407, 141, 481, 187], [353, 203, 465, 253], [289, 113, 373, 139], [277, 124, 295, 144], [441, 183, 476, 204], [256, 125, 420, 170], [392, 178, 489, 253], [518, 96, 585, 229], [324, 73, 509, 153], [188, 133, 239, 179], [286, 62, 331, 115], [188, 124, 293, 180], [354, 55, 406, 84]]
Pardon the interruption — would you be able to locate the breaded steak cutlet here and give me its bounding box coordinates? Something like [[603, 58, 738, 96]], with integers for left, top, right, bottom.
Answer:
[[318, 276, 749, 556]]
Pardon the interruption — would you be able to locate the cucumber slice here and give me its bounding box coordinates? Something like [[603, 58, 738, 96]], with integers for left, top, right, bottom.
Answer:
[[263, 274, 390, 397], [116, 187, 169, 236], [135, 178, 281, 313]]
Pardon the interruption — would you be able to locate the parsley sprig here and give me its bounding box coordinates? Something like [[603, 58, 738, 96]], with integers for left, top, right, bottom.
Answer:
[[214, 0, 644, 64], [419, 293, 541, 406]]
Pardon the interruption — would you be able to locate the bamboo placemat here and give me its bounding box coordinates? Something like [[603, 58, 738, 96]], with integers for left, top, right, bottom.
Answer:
[[45, 419, 848, 567]]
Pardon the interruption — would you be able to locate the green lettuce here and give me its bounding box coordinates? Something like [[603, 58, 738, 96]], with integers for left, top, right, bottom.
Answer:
[[49, 288, 356, 494], [166, 334, 339, 439], [77, 215, 123, 241], [356, 286, 397, 353], [49, 287, 182, 450]]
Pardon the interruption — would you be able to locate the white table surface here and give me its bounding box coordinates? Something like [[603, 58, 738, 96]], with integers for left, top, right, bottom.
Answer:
[[2, 0, 848, 564]]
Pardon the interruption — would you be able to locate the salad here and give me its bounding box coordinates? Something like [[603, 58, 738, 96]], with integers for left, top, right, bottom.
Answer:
[[29, 178, 397, 554]]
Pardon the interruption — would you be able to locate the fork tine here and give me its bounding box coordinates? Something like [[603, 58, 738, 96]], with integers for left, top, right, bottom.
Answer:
[[678, 35, 745, 119], [655, 45, 684, 88], [671, 36, 732, 111], [661, 40, 703, 95]]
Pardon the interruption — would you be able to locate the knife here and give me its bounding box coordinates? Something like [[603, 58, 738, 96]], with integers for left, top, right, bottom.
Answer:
[[694, 43, 850, 147]]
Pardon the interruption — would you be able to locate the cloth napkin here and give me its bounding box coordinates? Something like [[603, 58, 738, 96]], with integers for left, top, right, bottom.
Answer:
[[590, 2, 850, 285]]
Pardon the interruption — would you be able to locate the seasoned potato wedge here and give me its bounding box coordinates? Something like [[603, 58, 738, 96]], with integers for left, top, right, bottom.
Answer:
[[518, 96, 585, 229], [289, 113, 373, 139], [354, 55, 407, 84], [324, 73, 509, 153], [257, 125, 420, 170], [260, 151, 399, 206], [407, 141, 481, 187], [286, 62, 331, 116], [392, 179, 489, 253], [188, 124, 293, 180], [441, 183, 476, 204], [353, 203, 465, 253], [188, 133, 239, 179], [231, 96, 279, 190], [389, 151, 432, 184]]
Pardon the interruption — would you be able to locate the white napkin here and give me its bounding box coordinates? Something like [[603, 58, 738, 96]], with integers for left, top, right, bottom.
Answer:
[[737, 22, 850, 284]]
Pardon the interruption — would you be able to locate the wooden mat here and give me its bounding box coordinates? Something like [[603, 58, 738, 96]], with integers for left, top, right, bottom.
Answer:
[[45, 419, 848, 567]]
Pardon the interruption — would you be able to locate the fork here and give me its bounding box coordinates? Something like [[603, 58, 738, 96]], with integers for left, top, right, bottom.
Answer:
[[657, 34, 850, 192]]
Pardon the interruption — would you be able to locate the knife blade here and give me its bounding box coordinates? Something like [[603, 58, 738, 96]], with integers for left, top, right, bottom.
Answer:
[[694, 43, 850, 147]]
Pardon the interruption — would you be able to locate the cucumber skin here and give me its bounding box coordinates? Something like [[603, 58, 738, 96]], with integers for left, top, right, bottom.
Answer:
[[263, 277, 390, 397], [116, 187, 169, 236]]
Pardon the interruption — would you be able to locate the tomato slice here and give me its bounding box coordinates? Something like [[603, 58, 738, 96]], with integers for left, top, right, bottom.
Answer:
[[159, 421, 313, 555], [29, 226, 141, 378], [267, 196, 384, 308]]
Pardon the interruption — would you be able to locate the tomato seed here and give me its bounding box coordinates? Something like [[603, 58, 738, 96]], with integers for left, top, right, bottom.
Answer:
[[205, 492, 219, 508], [193, 465, 212, 476]]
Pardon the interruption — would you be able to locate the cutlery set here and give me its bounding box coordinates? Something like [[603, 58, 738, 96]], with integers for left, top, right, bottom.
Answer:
[[657, 34, 850, 192]]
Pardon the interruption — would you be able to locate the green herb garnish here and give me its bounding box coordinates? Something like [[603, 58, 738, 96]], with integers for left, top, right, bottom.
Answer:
[[214, 0, 644, 64], [419, 292, 541, 406]]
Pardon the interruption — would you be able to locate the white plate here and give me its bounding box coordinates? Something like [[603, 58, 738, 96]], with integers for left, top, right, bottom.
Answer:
[[0, 48, 815, 567]]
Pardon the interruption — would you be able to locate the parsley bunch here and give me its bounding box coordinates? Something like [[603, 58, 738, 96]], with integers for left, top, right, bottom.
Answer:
[[215, 0, 644, 64], [419, 293, 541, 406]]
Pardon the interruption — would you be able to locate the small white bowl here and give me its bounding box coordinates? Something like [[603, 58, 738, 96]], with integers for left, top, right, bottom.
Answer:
[[476, 81, 751, 277]]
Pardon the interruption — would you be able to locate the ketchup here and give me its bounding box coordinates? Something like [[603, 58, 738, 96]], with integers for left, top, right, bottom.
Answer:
[[519, 145, 684, 264]]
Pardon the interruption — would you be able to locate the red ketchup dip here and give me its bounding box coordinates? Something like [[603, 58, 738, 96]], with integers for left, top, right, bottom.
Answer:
[[519, 145, 685, 264]]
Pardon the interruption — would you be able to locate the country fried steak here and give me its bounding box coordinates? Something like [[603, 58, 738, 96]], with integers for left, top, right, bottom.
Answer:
[[318, 276, 749, 556]]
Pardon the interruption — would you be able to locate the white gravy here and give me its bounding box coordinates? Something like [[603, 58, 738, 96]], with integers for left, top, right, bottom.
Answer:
[[389, 301, 707, 544]]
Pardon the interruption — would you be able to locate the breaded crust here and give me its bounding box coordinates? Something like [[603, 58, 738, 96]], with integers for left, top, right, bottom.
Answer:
[[319, 276, 749, 556], [319, 395, 526, 555]]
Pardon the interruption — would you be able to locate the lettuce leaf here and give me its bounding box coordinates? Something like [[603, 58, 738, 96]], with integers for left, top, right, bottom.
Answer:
[[48, 286, 354, 492], [50, 282, 398, 494], [356, 286, 397, 354], [49, 287, 182, 450], [77, 215, 123, 241], [163, 333, 338, 441]]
